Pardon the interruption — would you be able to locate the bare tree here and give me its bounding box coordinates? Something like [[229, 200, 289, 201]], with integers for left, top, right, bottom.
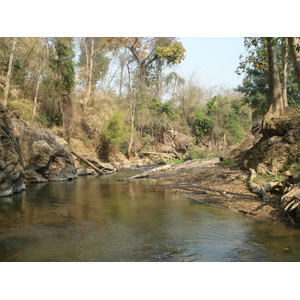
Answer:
[[2, 37, 17, 107]]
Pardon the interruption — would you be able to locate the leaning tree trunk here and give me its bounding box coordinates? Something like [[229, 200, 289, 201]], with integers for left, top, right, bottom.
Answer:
[[262, 37, 285, 138], [288, 37, 300, 91]]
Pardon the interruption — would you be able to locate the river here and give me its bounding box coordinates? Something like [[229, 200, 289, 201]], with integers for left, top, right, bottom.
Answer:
[[1, 167, 300, 262]]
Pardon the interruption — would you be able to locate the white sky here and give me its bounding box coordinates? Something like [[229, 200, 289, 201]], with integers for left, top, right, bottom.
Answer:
[[176, 37, 246, 89]]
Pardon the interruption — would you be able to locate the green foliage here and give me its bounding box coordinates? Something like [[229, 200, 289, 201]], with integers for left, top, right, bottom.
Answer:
[[220, 158, 237, 168], [184, 148, 211, 160], [190, 93, 248, 146], [192, 108, 214, 143], [255, 172, 285, 183], [97, 112, 131, 159], [103, 113, 128, 146], [171, 158, 184, 165], [235, 39, 300, 120], [223, 111, 243, 143], [206, 96, 220, 116], [149, 97, 178, 120], [38, 98, 62, 127], [49, 38, 75, 95]]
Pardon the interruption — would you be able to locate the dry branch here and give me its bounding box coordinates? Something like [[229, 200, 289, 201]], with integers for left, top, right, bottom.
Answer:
[[118, 164, 174, 181]]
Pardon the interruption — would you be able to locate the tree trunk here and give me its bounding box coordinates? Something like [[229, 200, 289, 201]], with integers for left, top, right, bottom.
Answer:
[[86, 37, 94, 105], [127, 97, 136, 158], [288, 37, 300, 91], [33, 51, 43, 118], [119, 53, 125, 99], [262, 37, 285, 138], [2, 37, 17, 107], [33, 76, 40, 118], [62, 93, 73, 141], [156, 58, 163, 102], [282, 38, 289, 108]]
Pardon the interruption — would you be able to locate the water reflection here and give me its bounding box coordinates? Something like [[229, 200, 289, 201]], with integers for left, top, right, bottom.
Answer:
[[1, 169, 300, 261], [0, 194, 23, 223]]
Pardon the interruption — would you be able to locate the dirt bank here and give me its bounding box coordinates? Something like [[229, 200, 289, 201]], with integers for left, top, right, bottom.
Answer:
[[144, 158, 288, 224]]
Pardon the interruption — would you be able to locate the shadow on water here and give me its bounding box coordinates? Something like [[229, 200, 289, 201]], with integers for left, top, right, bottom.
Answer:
[[1, 169, 300, 262]]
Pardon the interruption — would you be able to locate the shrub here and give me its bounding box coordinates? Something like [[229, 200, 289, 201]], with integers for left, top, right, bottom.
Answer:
[[100, 112, 131, 157], [184, 147, 210, 161], [8, 99, 35, 121], [223, 111, 243, 144], [192, 109, 214, 143]]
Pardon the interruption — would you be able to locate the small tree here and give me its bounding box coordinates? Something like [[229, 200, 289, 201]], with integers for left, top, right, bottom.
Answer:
[[101, 112, 131, 157], [192, 108, 214, 144]]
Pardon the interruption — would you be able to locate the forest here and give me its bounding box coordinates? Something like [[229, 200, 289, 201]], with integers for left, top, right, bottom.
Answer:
[[1, 37, 300, 164]]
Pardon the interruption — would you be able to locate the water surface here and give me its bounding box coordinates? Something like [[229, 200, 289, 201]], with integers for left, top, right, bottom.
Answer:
[[1, 168, 300, 262]]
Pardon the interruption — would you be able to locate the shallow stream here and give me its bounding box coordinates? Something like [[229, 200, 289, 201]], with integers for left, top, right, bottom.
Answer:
[[1, 168, 300, 262]]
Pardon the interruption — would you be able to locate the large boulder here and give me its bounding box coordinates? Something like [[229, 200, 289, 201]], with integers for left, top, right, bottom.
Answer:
[[12, 121, 77, 183], [0, 107, 25, 196], [163, 129, 191, 154]]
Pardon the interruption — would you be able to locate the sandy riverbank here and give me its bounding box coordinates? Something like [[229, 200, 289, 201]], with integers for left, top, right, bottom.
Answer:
[[144, 158, 287, 224]]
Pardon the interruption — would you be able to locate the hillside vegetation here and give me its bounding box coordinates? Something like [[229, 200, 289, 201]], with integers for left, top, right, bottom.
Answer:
[[0, 37, 252, 164]]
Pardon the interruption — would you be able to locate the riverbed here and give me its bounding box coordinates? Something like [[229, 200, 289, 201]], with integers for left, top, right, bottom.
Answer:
[[1, 168, 300, 262]]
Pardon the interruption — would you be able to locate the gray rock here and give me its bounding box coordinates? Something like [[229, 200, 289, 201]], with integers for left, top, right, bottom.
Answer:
[[12, 120, 77, 183], [0, 107, 25, 196]]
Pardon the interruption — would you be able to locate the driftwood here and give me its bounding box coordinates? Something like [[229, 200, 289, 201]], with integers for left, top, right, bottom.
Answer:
[[248, 168, 270, 202], [118, 164, 174, 181], [248, 168, 284, 202], [71, 150, 103, 175]]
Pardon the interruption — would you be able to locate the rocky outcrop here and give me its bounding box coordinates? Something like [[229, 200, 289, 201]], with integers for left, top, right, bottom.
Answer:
[[164, 129, 191, 154], [12, 120, 77, 183], [0, 107, 25, 196], [227, 115, 300, 175], [1, 107, 77, 197], [224, 114, 300, 222]]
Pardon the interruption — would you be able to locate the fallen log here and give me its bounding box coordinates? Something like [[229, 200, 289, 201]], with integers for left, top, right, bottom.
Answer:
[[71, 150, 103, 176], [118, 164, 174, 181]]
